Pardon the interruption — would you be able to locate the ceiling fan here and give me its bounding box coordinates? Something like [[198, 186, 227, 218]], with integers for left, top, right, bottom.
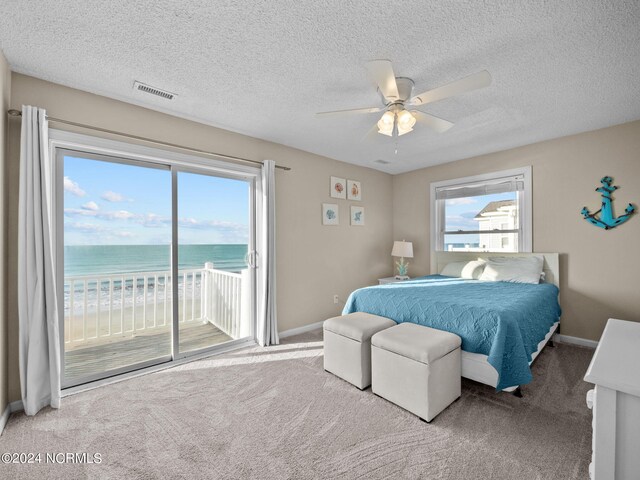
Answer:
[[317, 60, 492, 137]]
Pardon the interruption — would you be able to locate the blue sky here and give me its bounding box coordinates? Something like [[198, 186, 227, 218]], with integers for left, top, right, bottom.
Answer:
[[444, 192, 516, 245], [63, 155, 250, 245]]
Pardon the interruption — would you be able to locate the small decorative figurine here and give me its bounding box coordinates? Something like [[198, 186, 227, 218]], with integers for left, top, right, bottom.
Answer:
[[581, 176, 635, 230]]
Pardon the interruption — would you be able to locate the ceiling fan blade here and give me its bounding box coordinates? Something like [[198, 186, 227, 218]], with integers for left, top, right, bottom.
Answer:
[[409, 70, 492, 106], [366, 59, 400, 102], [316, 106, 383, 116], [412, 111, 454, 132], [360, 124, 380, 143]]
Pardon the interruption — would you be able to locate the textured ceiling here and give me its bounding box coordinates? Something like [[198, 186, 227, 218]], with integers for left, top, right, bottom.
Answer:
[[1, 1, 640, 174]]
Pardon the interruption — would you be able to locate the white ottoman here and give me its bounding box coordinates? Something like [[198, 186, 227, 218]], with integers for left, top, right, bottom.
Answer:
[[324, 312, 396, 389], [371, 323, 462, 422]]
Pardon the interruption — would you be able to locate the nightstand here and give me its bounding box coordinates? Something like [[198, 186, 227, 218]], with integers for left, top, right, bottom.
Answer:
[[378, 277, 410, 285]]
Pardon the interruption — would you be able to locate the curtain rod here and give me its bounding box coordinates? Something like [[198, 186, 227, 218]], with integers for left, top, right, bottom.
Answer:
[[7, 109, 291, 171]]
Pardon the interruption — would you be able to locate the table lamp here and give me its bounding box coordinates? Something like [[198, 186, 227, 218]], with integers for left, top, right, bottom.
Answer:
[[391, 240, 413, 280]]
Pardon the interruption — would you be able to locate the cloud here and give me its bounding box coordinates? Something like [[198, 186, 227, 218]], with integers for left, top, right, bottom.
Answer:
[[64, 208, 247, 241], [63, 177, 86, 197], [65, 220, 136, 240], [65, 208, 169, 228], [445, 214, 479, 231], [180, 217, 199, 226], [178, 218, 249, 243], [178, 217, 248, 233], [140, 213, 171, 227], [446, 197, 478, 206], [101, 191, 129, 202], [65, 222, 106, 233], [64, 208, 97, 218], [111, 210, 137, 220], [64, 208, 138, 221], [81, 201, 99, 211]]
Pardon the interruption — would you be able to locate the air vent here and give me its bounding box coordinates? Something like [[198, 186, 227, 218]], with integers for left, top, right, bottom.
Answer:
[[133, 81, 176, 100], [375, 159, 391, 165]]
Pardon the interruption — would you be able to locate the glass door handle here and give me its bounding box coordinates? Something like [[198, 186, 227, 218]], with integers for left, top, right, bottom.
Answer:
[[245, 251, 257, 268]]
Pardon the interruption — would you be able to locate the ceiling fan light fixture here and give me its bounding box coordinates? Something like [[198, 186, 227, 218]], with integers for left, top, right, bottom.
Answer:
[[397, 109, 416, 129], [377, 111, 395, 136], [317, 60, 490, 140], [396, 109, 416, 136], [378, 124, 394, 136]]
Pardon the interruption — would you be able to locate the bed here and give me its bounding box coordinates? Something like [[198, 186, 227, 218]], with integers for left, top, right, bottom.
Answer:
[[342, 252, 561, 392]]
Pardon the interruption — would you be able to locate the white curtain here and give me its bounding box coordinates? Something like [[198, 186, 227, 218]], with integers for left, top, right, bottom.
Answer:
[[256, 160, 279, 346], [18, 105, 61, 415]]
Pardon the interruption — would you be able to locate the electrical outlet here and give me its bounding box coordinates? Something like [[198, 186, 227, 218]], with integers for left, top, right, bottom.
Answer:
[[333, 295, 339, 304]]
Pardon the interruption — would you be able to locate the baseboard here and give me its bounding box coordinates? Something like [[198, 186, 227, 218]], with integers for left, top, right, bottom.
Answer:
[[10, 400, 24, 413], [0, 404, 10, 436], [279, 320, 324, 339], [0, 400, 23, 435], [553, 333, 598, 349]]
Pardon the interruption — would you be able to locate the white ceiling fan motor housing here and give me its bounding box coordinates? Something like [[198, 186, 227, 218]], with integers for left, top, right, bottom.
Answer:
[[379, 77, 415, 105]]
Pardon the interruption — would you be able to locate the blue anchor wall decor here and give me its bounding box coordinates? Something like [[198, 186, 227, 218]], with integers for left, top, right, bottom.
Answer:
[[581, 176, 636, 230]]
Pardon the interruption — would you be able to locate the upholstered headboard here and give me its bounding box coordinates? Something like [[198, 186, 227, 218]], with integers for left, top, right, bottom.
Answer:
[[432, 251, 560, 288]]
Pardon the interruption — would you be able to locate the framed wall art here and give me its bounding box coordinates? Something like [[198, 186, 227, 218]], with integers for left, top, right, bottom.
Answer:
[[322, 203, 339, 225], [347, 180, 361, 201], [330, 177, 346, 199], [350, 206, 364, 226]]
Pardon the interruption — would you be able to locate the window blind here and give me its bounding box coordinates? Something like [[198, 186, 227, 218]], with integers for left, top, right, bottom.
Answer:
[[435, 175, 524, 200]]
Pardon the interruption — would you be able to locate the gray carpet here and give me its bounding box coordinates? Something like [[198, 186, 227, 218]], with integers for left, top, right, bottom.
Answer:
[[2, 330, 593, 479]]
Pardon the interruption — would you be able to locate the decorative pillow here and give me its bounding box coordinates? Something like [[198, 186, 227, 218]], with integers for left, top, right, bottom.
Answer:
[[440, 260, 486, 279], [478, 256, 544, 284]]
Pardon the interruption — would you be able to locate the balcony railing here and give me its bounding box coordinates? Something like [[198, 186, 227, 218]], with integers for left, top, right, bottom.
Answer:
[[63, 263, 251, 349]]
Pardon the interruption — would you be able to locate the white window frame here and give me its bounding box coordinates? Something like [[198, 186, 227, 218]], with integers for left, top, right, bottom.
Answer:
[[430, 166, 532, 253]]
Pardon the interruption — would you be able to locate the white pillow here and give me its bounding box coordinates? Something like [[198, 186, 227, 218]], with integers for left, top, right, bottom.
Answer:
[[478, 256, 544, 284], [440, 260, 486, 279]]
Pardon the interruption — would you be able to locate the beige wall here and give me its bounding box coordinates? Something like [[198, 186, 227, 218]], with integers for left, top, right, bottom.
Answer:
[[0, 50, 11, 414], [393, 121, 640, 341], [5, 73, 393, 402]]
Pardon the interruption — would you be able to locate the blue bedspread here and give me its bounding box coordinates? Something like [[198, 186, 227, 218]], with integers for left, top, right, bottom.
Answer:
[[342, 275, 561, 389]]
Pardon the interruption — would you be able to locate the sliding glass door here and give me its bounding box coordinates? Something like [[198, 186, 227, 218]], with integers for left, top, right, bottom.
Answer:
[[58, 145, 256, 388], [176, 170, 254, 355], [61, 152, 172, 386]]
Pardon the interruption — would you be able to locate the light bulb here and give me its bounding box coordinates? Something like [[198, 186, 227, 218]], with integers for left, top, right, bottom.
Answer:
[[379, 111, 395, 126], [377, 111, 395, 136], [396, 110, 416, 136], [397, 110, 416, 129]]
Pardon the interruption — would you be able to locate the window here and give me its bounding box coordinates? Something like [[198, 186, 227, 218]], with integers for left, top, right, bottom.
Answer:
[[430, 167, 532, 253]]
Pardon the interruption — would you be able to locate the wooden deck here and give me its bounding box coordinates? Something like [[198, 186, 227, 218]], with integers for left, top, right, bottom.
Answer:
[[64, 322, 232, 381]]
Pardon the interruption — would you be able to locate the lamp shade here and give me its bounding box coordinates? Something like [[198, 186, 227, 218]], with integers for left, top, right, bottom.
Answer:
[[391, 240, 413, 258], [396, 110, 416, 136], [377, 111, 395, 136]]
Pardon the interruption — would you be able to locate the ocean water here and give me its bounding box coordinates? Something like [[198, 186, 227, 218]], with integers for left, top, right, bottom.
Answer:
[[63, 244, 248, 318], [64, 244, 248, 277]]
